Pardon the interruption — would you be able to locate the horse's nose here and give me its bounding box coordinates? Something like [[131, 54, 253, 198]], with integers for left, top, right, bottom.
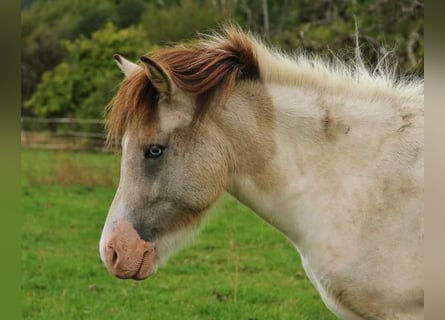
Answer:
[[101, 219, 157, 280]]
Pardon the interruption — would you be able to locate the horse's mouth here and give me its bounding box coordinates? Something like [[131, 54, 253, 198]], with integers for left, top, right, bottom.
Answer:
[[131, 243, 157, 280]]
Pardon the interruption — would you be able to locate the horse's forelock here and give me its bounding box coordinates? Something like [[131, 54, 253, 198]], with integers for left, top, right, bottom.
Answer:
[[149, 28, 260, 124], [106, 70, 159, 146]]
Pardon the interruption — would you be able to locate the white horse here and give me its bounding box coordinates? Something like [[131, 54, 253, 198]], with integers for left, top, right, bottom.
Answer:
[[99, 27, 424, 319]]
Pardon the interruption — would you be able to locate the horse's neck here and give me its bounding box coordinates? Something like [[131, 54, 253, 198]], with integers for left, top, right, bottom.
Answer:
[[225, 82, 418, 257]]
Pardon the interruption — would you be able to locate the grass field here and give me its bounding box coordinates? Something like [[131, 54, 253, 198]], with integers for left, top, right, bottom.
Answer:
[[22, 148, 336, 319]]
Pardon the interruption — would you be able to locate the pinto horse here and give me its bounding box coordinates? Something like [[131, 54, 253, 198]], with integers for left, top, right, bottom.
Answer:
[[99, 27, 423, 319]]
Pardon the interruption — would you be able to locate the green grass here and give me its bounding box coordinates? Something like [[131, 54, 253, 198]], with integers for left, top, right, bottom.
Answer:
[[22, 149, 336, 319]]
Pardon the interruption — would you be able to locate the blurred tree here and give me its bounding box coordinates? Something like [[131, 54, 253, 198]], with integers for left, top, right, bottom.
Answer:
[[21, 0, 34, 9], [235, 0, 423, 75], [112, 0, 149, 28], [140, 0, 231, 43], [22, 0, 116, 103], [25, 24, 154, 119], [21, 23, 67, 106]]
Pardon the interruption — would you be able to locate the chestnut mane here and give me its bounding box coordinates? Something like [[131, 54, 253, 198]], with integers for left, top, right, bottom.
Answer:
[[106, 27, 260, 145]]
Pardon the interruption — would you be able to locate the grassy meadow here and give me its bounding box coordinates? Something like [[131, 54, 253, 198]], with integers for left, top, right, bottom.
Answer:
[[21, 148, 336, 319]]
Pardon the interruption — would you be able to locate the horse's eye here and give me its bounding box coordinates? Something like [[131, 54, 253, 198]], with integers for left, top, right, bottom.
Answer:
[[144, 144, 165, 159]]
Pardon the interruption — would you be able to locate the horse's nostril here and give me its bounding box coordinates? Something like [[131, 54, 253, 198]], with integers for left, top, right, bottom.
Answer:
[[112, 249, 118, 265], [107, 244, 119, 267]]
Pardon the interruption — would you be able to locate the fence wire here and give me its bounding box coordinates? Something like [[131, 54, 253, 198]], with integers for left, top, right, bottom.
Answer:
[[21, 117, 111, 152]]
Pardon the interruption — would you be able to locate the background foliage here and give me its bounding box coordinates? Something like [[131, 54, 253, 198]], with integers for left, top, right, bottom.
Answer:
[[24, 24, 153, 119], [22, 0, 423, 119]]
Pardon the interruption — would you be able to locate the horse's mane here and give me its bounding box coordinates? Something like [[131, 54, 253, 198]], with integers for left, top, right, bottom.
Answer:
[[106, 25, 423, 144], [106, 26, 260, 144]]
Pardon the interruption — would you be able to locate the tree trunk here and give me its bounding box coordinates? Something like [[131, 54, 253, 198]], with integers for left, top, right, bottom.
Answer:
[[262, 0, 270, 41]]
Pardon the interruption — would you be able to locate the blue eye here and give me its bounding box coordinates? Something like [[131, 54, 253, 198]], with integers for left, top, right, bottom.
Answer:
[[144, 144, 165, 159]]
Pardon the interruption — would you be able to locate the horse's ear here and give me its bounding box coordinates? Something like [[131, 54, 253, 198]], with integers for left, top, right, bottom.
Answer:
[[114, 54, 141, 78], [140, 56, 172, 97]]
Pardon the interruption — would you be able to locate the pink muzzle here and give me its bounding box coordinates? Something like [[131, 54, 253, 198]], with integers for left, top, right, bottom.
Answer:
[[101, 219, 156, 280]]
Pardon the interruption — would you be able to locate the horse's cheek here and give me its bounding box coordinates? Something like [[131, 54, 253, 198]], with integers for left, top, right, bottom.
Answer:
[[170, 160, 226, 213]]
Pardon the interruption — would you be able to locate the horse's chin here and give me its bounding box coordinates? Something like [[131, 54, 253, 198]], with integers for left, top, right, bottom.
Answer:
[[153, 226, 200, 266]]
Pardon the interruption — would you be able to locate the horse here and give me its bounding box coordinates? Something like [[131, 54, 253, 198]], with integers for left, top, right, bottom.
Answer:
[[99, 26, 423, 320]]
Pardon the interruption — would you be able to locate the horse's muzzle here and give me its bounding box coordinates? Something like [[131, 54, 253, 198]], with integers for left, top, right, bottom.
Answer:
[[101, 219, 156, 280]]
